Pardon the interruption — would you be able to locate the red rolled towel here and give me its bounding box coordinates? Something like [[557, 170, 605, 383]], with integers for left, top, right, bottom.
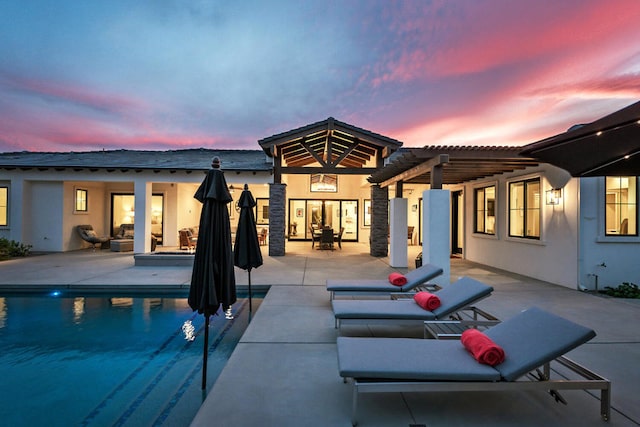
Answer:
[[461, 329, 505, 366], [388, 272, 407, 286], [413, 291, 441, 310]]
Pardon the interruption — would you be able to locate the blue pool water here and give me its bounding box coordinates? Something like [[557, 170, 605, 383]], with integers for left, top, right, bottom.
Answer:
[[0, 291, 263, 427]]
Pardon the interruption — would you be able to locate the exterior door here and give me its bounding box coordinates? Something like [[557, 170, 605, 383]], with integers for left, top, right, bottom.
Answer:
[[451, 190, 463, 256]]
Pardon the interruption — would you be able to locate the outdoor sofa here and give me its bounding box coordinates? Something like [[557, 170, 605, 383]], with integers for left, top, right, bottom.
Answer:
[[337, 306, 611, 426]]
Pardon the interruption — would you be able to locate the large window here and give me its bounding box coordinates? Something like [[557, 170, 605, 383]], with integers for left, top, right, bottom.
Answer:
[[474, 185, 495, 234], [605, 176, 637, 236], [0, 187, 7, 226], [509, 178, 540, 239]]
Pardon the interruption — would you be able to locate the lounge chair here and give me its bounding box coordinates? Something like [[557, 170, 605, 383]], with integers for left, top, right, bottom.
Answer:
[[326, 263, 443, 300], [337, 307, 611, 426], [76, 224, 111, 251], [332, 276, 493, 329]]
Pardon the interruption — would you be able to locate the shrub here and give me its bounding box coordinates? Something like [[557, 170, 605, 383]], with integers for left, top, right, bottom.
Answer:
[[0, 237, 32, 260], [601, 282, 640, 299]]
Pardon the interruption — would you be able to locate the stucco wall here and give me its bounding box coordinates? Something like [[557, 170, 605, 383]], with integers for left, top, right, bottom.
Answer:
[[463, 165, 579, 289], [578, 177, 640, 290]]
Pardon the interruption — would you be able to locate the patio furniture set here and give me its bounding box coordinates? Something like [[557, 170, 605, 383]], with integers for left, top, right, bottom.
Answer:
[[326, 263, 611, 426]]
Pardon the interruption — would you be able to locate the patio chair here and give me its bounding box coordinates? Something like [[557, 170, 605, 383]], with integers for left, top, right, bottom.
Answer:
[[258, 228, 268, 246], [320, 228, 334, 250], [326, 263, 443, 300], [332, 276, 493, 329], [179, 229, 197, 250], [338, 306, 611, 426], [334, 227, 345, 249], [76, 224, 111, 251], [407, 225, 414, 245]]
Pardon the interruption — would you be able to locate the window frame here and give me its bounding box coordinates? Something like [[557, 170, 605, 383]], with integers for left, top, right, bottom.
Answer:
[[604, 176, 637, 237], [474, 185, 496, 235], [0, 186, 8, 227], [74, 188, 88, 213], [508, 177, 541, 240]]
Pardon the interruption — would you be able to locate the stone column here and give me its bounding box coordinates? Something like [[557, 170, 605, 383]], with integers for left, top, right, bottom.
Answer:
[[370, 184, 389, 257], [268, 183, 286, 256]]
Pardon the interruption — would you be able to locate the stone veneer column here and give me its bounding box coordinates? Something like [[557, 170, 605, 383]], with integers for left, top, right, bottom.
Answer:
[[268, 183, 286, 256], [370, 184, 389, 257]]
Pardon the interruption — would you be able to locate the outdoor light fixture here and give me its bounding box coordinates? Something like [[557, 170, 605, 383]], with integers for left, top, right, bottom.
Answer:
[[546, 188, 562, 205]]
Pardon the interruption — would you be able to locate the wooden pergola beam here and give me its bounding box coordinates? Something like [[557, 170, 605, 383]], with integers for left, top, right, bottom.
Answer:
[[380, 154, 449, 188]]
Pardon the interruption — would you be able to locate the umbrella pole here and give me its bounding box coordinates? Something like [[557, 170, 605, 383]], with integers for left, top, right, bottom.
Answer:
[[248, 270, 253, 313], [202, 313, 210, 390]]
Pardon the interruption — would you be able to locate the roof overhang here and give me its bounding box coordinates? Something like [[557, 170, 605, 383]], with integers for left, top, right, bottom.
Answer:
[[521, 100, 640, 177]]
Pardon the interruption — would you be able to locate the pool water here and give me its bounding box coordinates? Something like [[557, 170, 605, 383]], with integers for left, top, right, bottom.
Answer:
[[0, 292, 262, 427]]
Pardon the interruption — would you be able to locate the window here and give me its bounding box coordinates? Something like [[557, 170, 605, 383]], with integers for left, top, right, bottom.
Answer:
[[605, 176, 637, 236], [0, 186, 7, 226], [75, 188, 88, 212], [509, 178, 540, 239], [474, 186, 495, 234]]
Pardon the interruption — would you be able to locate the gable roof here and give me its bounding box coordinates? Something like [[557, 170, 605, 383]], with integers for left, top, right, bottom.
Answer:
[[258, 117, 402, 169], [0, 148, 270, 173]]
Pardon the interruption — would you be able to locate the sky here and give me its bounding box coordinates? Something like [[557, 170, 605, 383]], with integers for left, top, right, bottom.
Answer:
[[1, 0, 640, 153]]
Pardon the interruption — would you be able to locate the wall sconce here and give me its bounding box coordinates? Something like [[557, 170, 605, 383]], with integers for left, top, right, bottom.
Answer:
[[546, 188, 562, 205]]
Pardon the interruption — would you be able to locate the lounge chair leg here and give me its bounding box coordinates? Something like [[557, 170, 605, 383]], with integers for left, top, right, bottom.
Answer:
[[601, 387, 611, 421], [351, 382, 359, 426]]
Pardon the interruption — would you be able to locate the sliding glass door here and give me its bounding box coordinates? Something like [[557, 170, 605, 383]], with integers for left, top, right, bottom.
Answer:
[[288, 199, 358, 242]]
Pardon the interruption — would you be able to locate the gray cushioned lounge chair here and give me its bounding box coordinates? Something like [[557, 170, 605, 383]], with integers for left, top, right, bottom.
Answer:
[[76, 224, 111, 251], [337, 307, 611, 426], [332, 276, 493, 329], [326, 263, 443, 300]]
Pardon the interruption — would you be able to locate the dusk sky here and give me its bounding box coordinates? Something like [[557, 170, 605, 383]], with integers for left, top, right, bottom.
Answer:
[[1, 0, 640, 153]]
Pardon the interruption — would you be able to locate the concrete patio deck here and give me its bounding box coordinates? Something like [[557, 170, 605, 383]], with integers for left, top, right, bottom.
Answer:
[[0, 242, 638, 426]]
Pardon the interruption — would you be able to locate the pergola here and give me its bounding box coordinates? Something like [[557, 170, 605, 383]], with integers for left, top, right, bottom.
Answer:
[[369, 146, 540, 192]]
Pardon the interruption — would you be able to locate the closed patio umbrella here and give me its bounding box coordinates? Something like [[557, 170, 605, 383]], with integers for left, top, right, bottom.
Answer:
[[234, 184, 263, 314], [188, 156, 236, 390]]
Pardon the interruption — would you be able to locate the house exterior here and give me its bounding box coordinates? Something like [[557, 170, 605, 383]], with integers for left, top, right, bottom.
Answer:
[[1, 117, 638, 291]]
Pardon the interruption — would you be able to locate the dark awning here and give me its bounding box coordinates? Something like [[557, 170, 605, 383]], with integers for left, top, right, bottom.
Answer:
[[520, 101, 640, 177]]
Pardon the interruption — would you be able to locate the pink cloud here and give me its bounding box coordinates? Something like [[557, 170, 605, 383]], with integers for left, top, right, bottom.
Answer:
[[1, 72, 142, 115], [372, 0, 640, 84]]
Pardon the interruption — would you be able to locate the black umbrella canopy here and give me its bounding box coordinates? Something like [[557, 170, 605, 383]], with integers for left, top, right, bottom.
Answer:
[[234, 184, 264, 271], [234, 184, 263, 314], [521, 100, 640, 177], [188, 157, 237, 316]]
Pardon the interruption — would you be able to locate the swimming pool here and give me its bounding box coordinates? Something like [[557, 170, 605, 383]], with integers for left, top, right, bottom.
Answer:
[[0, 291, 263, 426]]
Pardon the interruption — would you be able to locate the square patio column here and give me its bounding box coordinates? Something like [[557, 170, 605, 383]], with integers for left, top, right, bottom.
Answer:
[[134, 179, 152, 253], [389, 197, 408, 267], [370, 184, 389, 257], [422, 189, 451, 285], [268, 183, 286, 256]]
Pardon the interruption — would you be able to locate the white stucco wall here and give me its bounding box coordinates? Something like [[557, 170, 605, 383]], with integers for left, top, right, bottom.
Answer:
[[463, 165, 580, 289], [26, 181, 64, 252], [578, 177, 640, 290]]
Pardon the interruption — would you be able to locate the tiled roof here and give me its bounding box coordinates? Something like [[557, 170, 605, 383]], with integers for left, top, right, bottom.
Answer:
[[0, 148, 271, 172]]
